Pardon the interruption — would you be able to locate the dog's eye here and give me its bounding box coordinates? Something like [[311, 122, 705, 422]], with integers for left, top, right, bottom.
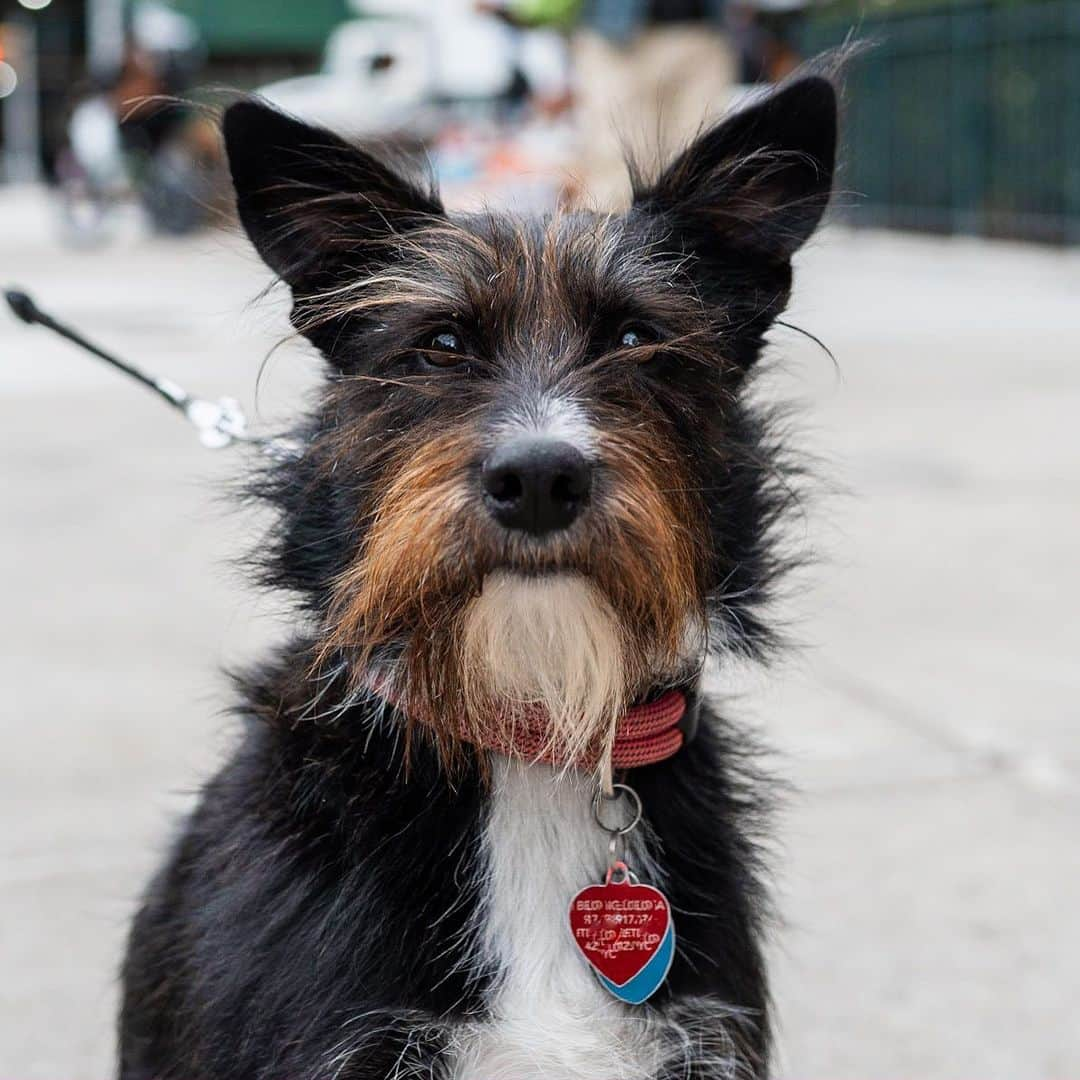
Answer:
[[432, 331, 460, 352], [617, 324, 659, 355], [421, 331, 466, 368], [611, 323, 671, 374]]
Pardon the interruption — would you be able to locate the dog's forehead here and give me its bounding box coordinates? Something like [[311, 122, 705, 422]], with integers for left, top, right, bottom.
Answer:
[[403, 210, 663, 337]]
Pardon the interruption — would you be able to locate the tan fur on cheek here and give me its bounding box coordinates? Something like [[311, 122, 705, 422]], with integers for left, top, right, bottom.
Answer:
[[589, 424, 707, 675], [319, 428, 480, 671]]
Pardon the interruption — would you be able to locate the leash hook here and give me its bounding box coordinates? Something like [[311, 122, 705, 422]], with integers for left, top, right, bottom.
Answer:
[[4, 286, 299, 459]]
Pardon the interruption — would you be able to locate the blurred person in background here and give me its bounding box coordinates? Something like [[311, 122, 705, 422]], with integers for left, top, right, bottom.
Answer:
[[571, 0, 735, 208], [56, 1, 222, 240]]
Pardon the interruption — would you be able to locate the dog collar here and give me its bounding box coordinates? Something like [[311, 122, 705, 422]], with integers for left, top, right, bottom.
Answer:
[[484, 688, 691, 771], [366, 677, 696, 771]]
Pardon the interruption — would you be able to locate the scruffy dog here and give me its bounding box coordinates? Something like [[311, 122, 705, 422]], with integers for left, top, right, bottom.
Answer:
[[119, 75, 836, 1080]]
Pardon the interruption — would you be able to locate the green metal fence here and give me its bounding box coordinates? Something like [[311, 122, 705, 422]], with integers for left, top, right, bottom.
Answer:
[[170, 0, 351, 55], [803, 1, 1080, 243]]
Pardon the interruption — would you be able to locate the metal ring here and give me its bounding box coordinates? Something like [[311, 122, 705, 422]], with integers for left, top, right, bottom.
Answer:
[[593, 783, 643, 837], [603, 861, 642, 886]]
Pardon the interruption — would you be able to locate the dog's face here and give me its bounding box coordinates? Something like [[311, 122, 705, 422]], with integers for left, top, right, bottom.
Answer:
[[225, 78, 836, 763]]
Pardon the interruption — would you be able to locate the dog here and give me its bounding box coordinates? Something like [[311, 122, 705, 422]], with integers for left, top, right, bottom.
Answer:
[[118, 73, 837, 1080]]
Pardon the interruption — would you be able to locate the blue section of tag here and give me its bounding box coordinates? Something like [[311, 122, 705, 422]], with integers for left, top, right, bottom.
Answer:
[[595, 919, 675, 1004]]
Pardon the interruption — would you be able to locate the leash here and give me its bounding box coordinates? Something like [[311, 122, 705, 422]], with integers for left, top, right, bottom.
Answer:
[[4, 287, 300, 460]]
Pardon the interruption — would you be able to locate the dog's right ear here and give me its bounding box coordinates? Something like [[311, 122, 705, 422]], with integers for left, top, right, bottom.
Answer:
[[223, 99, 443, 302]]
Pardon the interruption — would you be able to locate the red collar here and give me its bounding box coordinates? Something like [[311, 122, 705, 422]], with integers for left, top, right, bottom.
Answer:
[[492, 689, 688, 770], [367, 678, 689, 770]]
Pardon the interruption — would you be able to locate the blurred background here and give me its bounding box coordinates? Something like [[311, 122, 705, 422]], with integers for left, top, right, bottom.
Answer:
[[1, 0, 1077, 1077]]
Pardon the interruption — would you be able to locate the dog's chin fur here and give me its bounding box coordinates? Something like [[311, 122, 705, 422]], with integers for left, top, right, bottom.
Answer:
[[460, 571, 631, 776]]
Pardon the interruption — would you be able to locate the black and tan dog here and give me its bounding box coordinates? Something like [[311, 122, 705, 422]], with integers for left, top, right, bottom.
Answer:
[[119, 74, 837, 1080]]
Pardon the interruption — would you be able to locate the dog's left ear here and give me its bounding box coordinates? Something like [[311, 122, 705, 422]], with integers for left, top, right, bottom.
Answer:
[[634, 76, 837, 265]]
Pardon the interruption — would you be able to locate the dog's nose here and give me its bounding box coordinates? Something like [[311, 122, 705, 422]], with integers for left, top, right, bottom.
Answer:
[[481, 439, 592, 536]]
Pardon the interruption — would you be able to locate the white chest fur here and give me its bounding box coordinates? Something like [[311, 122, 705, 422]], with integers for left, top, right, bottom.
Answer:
[[450, 758, 665, 1080]]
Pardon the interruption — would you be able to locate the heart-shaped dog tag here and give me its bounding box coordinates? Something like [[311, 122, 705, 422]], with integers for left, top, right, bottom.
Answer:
[[568, 862, 675, 1003]]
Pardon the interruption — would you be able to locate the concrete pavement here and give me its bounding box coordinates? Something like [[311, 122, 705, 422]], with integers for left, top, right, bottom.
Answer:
[[2, 186, 1078, 1078]]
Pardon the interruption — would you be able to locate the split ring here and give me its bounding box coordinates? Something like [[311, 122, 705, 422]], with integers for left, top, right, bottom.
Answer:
[[593, 782, 643, 837]]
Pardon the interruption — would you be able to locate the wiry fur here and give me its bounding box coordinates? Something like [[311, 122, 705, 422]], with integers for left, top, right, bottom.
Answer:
[[291, 205, 717, 774], [118, 73, 838, 1080], [456, 758, 662, 1079], [461, 573, 633, 780]]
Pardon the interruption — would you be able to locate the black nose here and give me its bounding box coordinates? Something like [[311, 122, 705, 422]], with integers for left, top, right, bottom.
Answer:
[[481, 439, 592, 536]]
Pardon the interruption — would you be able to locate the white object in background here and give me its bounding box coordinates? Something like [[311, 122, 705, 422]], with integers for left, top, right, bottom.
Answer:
[[517, 28, 572, 102], [349, 0, 432, 15], [258, 18, 432, 139], [257, 1, 521, 141], [132, 1, 201, 54], [429, 1, 515, 101], [68, 96, 125, 188]]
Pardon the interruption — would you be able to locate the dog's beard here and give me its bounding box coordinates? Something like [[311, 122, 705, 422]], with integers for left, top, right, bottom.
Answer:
[[460, 571, 631, 777], [344, 568, 701, 784], [318, 426, 706, 775]]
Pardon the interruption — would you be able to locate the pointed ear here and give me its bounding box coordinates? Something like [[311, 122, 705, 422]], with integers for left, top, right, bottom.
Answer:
[[222, 99, 443, 297], [634, 76, 837, 264]]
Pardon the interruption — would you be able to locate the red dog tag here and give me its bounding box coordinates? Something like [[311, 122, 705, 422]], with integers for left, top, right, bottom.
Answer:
[[568, 863, 672, 988]]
